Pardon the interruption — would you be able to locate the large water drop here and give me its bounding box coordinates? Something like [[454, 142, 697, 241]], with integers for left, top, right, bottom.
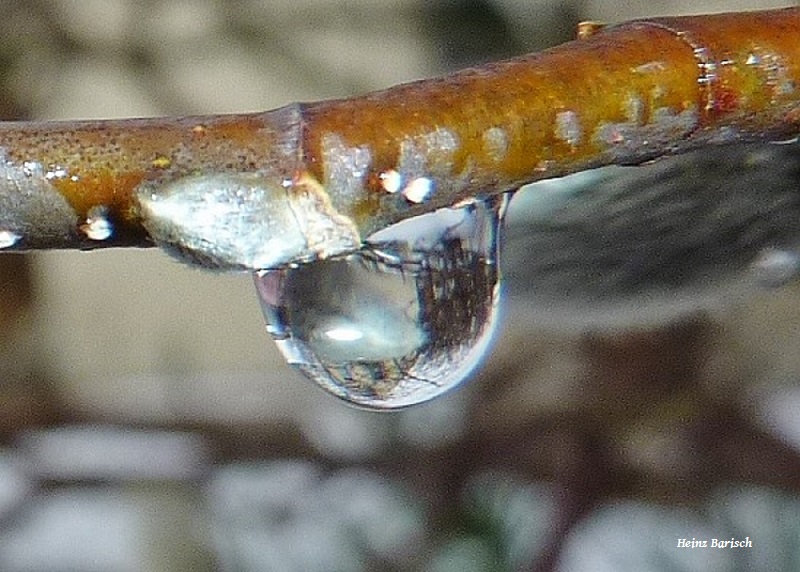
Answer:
[[254, 195, 507, 409]]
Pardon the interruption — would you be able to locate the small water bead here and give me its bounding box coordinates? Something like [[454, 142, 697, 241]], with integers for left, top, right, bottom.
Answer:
[[0, 230, 21, 249], [254, 195, 508, 409], [81, 206, 113, 241], [401, 177, 433, 203]]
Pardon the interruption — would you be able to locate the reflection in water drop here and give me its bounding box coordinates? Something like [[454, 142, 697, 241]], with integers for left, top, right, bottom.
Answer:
[[255, 196, 507, 409]]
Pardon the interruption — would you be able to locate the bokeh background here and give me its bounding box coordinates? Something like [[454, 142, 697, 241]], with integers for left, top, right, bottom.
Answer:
[[0, 0, 799, 570]]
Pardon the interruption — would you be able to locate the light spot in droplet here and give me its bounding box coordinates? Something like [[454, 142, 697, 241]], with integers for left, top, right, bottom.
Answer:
[[482, 127, 508, 162], [402, 177, 433, 203], [324, 327, 364, 342], [380, 170, 403, 194], [555, 111, 582, 147], [746, 53, 760, 66], [82, 206, 113, 240], [0, 230, 21, 248]]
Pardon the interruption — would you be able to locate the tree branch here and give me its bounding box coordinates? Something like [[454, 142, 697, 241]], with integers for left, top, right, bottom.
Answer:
[[0, 8, 799, 270]]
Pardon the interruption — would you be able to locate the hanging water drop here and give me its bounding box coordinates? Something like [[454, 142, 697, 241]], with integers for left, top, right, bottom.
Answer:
[[254, 195, 508, 409]]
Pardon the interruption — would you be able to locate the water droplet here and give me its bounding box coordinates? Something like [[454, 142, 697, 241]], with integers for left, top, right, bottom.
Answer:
[[0, 230, 21, 249], [254, 195, 508, 409], [402, 177, 433, 203], [81, 206, 113, 240], [379, 170, 402, 194]]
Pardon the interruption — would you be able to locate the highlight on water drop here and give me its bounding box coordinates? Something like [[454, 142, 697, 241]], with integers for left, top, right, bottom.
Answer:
[[0, 229, 21, 249], [254, 195, 509, 409]]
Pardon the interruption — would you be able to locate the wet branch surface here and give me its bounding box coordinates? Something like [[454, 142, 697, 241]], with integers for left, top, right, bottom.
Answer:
[[0, 8, 798, 270]]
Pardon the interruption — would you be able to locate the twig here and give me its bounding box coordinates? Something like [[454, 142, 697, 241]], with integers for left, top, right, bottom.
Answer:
[[0, 8, 798, 270]]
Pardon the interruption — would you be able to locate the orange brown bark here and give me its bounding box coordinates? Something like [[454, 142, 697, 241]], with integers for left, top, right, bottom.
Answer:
[[0, 7, 797, 251], [301, 8, 800, 232]]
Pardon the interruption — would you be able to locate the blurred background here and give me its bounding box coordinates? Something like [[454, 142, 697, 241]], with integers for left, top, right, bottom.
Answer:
[[0, 0, 800, 570]]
